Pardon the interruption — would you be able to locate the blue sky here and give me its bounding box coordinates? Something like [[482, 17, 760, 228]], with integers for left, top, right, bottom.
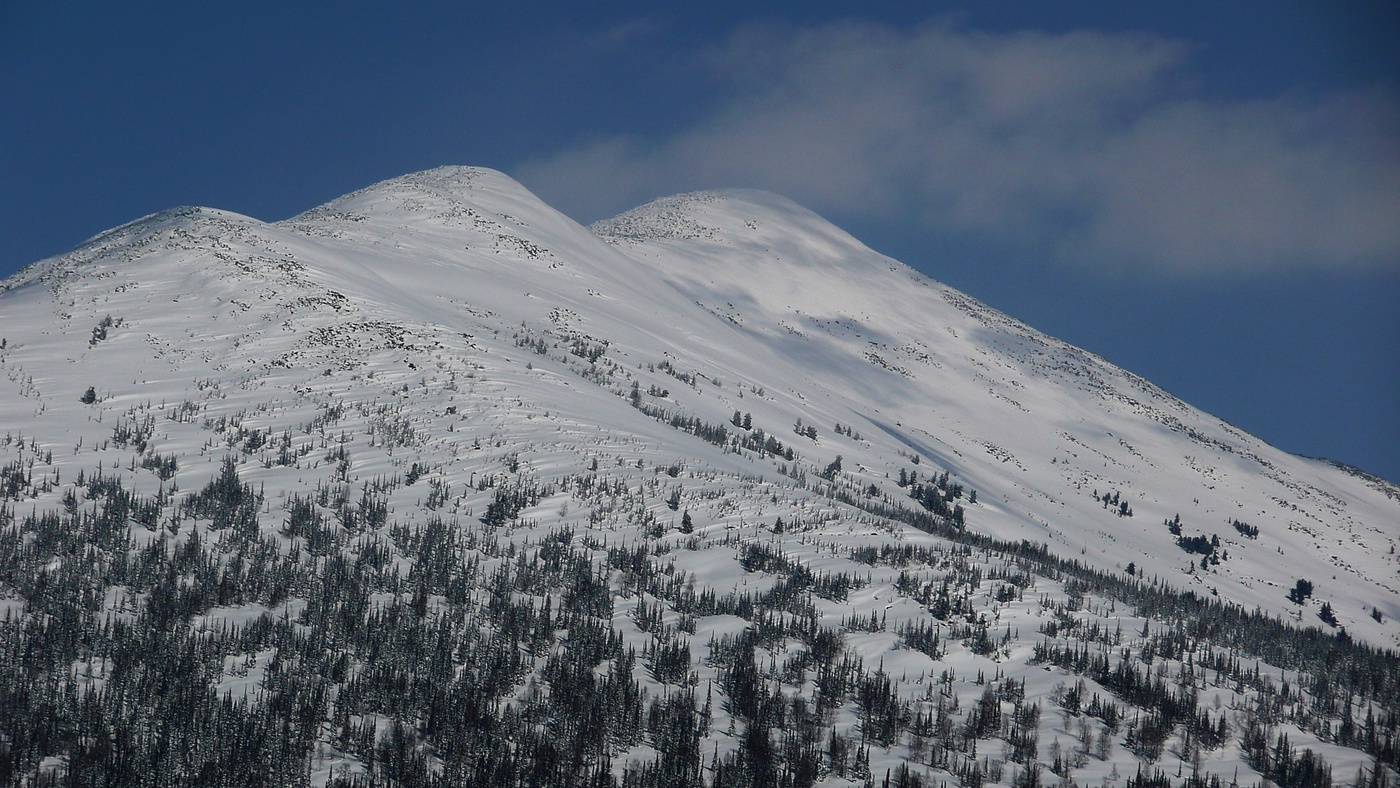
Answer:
[[3, 2, 1397, 480]]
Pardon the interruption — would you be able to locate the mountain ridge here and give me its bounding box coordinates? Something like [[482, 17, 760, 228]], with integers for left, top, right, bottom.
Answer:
[[4, 166, 1395, 641], [1, 165, 1396, 786]]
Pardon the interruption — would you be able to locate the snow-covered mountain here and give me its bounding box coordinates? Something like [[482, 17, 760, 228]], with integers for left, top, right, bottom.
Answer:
[[1, 166, 1396, 786]]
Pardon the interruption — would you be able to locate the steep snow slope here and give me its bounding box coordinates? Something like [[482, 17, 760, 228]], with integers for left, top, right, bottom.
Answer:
[[1, 166, 1397, 786], [2, 166, 1396, 642], [593, 189, 1400, 645]]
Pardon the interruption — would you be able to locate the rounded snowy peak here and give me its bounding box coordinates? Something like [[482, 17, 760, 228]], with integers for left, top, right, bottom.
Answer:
[[283, 166, 561, 231], [92, 205, 261, 241], [4, 206, 264, 291], [591, 189, 869, 254]]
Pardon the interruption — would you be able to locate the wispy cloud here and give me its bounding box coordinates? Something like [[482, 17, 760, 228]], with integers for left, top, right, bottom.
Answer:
[[519, 20, 1400, 276], [576, 17, 668, 50]]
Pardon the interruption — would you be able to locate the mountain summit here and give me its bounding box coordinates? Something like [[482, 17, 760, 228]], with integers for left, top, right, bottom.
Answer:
[[1, 167, 1395, 786]]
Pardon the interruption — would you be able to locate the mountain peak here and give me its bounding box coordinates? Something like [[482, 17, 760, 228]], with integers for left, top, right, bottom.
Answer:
[[3, 205, 262, 291], [91, 205, 262, 243], [282, 165, 559, 232], [591, 189, 791, 241], [592, 189, 870, 258]]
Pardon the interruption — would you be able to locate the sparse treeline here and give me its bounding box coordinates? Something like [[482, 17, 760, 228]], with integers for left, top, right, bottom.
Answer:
[[831, 472, 1400, 775], [1, 379, 1397, 787]]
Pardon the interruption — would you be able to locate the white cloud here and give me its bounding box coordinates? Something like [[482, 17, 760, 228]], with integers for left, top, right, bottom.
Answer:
[[518, 20, 1400, 276]]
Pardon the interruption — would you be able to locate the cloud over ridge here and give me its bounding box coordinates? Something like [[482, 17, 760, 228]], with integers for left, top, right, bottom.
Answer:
[[520, 20, 1400, 276]]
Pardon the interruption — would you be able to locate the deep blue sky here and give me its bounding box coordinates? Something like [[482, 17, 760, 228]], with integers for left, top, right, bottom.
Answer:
[[3, 2, 1397, 481]]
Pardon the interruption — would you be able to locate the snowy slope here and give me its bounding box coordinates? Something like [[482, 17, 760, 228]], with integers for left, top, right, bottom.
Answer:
[[1, 166, 1396, 786], [593, 188, 1400, 645]]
